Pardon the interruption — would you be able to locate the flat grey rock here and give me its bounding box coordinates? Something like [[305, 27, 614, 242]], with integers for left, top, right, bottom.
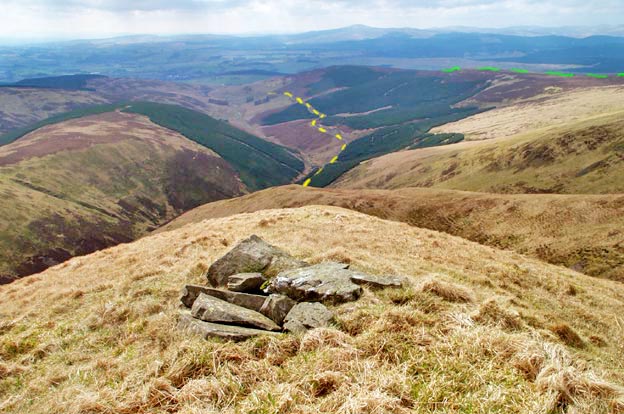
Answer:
[[180, 285, 266, 311], [267, 262, 363, 304], [350, 274, 405, 289], [227, 272, 267, 293], [191, 293, 281, 331], [283, 302, 334, 334], [177, 312, 280, 342], [259, 294, 296, 325], [207, 235, 308, 286]]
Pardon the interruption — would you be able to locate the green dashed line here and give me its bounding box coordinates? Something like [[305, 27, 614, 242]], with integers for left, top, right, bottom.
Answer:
[[477, 66, 501, 72], [510, 68, 529, 74], [545, 71, 575, 78], [442, 66, 461, 73], [618, 73, 624, 77], [586, 73, 609, 79]]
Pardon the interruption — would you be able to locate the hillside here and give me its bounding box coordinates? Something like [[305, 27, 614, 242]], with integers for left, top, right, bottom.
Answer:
[[0, 87, 108, 134], [159, 185, 624, 281], [1, 206, 624, 413], [0, 111, 245, 283], [333, 103, 624, 194]]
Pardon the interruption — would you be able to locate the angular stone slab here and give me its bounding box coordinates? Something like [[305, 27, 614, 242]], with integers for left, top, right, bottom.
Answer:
[[178, 312, 280, 342], [259, 294, 296, 325], [207, 235, 308, 287], [180, 285, 266, 312], [191, 293, 280, 331], [267, 262, 363, 304], [227, 273, 267, 293], [350, 274, 405, 289], [283, 302, 334, 334]]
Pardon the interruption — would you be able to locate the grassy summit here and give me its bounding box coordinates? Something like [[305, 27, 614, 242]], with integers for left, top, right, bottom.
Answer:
[[1, 206, 623, 413]]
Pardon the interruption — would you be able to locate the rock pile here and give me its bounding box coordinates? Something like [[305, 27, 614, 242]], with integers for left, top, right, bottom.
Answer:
[[178, 235, 405, 341]]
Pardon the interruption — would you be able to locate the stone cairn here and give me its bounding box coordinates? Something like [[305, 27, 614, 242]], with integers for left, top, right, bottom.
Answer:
[[178, 235, 405, 341]]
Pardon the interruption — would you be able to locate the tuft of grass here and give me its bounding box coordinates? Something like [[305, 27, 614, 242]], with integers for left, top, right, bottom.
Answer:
[[550, 324, 585, 348], [473, 299, 523, 330], [420, 277, 473, 303]]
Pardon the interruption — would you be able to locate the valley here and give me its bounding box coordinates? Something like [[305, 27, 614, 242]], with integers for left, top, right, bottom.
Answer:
[[0, 96, 309, 281]]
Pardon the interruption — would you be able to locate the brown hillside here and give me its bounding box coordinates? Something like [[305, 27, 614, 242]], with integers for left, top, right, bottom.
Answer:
[[1, 206, 623, 413], [333, 111, 624, 194], [0, 111, 245, 283], [158, 185, 624, 281], [0, 87, 108, 134]]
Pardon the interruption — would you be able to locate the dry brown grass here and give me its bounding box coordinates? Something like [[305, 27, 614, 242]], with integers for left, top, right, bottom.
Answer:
[[550, 324, 586, 348], [1, 206, 624, 413], [473, 299, 524, 330], [420, 277, 474, 303], [158, 185, 624, 281]]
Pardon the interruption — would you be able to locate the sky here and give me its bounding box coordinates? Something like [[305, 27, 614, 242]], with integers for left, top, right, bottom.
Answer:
[[1, 0, 623, 40]]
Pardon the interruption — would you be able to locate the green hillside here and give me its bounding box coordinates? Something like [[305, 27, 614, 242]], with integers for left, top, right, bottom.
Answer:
[[123, 102, 304, 190], [263, 71, 487, 129]]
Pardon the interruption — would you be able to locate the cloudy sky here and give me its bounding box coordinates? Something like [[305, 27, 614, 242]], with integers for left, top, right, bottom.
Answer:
[[1, 0, 622, 40]]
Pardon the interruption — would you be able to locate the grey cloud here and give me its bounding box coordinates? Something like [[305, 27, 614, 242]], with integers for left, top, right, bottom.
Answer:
[[6, 0, 249, 12]]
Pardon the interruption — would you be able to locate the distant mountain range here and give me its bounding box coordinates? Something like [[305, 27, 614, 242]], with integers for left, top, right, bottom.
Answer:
[[2, 24, 624, 84]]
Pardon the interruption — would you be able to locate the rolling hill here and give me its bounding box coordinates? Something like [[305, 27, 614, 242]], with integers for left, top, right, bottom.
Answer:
[[0, 75, 222, 135], [1, 206, 623, 413], [332, 85, 624, 193], [158, 185, 624, 282], [0, 110, 246, 283]]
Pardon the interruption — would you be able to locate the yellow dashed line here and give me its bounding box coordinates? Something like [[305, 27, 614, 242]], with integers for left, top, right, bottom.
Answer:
[[277, 90, 348, 187]]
